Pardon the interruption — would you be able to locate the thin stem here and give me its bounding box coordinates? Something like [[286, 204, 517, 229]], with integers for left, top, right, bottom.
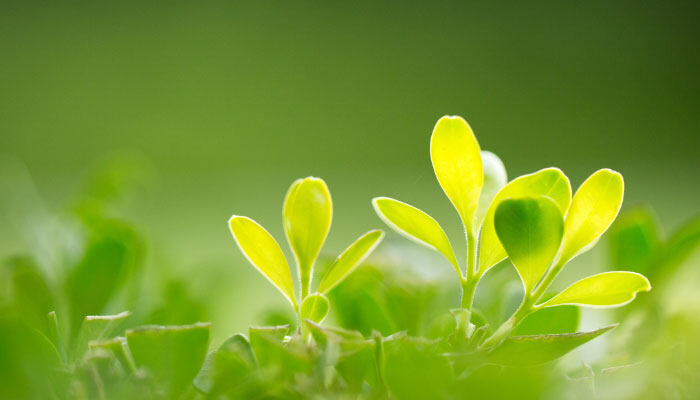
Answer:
[[460, 277, 478, 309], [481, 294, 536, 349], [466, 229, 477, 280], [532, 260, 565, 301]]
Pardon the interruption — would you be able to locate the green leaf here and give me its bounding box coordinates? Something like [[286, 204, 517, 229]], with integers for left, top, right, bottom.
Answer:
[[660, 214, 700, 280], [73, 311, 130, 361], [384, 335, 453, 399], [126, 322, 210, 398], [558, 169, 624, 264], [300, 293, 330, 323], [607, 206, 661, 276], [430, 115, 483, 232], [513, 305, 579, 335], [283, 177, 332, 297], [372, 197, 458, 274], [541, 271, 651, 308], [193, 333, 257, 396], [249, 325, 312, 375], [318, 229, 384, 293], [229, 216, 296, 307], [479, 168, 571, 274], [89, 336, 136, 373], [486, 325, 616, 366], [494, 197, 564, 292], [476, 151, 507, 226]]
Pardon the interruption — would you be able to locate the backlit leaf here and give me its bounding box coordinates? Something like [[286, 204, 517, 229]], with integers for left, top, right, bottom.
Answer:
[[317, 229, 384, 293], [541, 271, 651, 308], [487, 325, 616, 366], [229, 216, 296, 307], [300, 293, 330, 323], [558, 169, 624, 264], [513, 304, 579, 335], [476, 151, 507, 227], [430, 115, 483, 232], [372, 197, 458, 273], [494, 197, 564, 292], [479, 168, 571, 274], [283, 177, 332, 296]]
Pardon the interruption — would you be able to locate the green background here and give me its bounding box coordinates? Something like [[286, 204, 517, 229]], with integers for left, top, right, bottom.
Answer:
[[1, 1, 698, 340]]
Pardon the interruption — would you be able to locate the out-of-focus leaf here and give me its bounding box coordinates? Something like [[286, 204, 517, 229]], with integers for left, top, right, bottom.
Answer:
[[249, 325, 313, 375], [283, 177, 332, 296], [476, 151, 507, 226], [47, 311, 67, 363], [89, 336, 136, 373], [513, 305, 579, 335], [301, 293, 330, 323], [318, 229, 384, 293], [384, 335, 453, 399], [558, 169, 624, 264], [6, 256, 54, 330], [73, 311, 130, 361], [229, 216, 296, 307], [149, 280, 208, 326], [372, 197, 458, 273], [659, 214, 700, 280], [126, 322, 210, 398], [430, 115, 483, 232], [541, 272, 651, 308], [486, 325, 616, 366], [494, 197, 564, 292], [479, 168, 571, 274], [193, 333, 257, 396], [65, 219, 144, 331], [607, 206, 661, 276]]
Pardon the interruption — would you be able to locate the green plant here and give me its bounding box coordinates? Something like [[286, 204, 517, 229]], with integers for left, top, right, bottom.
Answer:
[[228, 177, 384, 327], [373, 115, 651, 347]]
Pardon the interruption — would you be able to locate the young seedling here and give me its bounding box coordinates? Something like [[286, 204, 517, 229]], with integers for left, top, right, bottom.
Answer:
[[373, 115, 651, 343], [480, 170, 651, 347], [229, 177, 384, 328]]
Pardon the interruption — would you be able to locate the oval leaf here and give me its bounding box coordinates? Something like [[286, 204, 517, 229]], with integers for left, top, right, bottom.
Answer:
[[541, 271, 651, 308], [372, 197, 459, 274], [479, 168, 571, 274], [283, 177, 332, 295], [300, 293, 330, 323], [476, 151, 507, 227], [317, 229, 385, 293], [430, 115, 483, 232], [558, 169, 624, 264], [229, 216, 296, 307], [494, 197, 564, 292]]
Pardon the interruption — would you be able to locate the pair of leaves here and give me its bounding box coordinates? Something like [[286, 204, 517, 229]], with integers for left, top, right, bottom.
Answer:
[[374, 116, 507, 278], [229, 177, 384, 319], [493, 170, 650, 307]]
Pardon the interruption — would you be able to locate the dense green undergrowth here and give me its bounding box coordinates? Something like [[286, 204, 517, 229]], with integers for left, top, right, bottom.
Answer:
[[1, 116, 699, 399]]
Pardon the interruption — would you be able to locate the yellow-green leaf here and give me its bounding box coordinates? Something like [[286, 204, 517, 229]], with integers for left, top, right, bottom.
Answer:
[[476, 151, 507, 227], [558, 169, 624, 264], [317, 229, 385, 293], [494, 197, 564, 293], [229, 216, 296, 307], [283, 177, 332, 296], [300, 293, 330, 323], [372, 197, 459, 275], [430, 115, 483, 233], [478, 168, 571, 274], [541, 271, 651, 308]]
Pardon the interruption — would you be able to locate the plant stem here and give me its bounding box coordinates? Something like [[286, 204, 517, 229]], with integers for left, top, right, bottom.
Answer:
[[532, 260, 565, 301], [481, 294, 536, 349]]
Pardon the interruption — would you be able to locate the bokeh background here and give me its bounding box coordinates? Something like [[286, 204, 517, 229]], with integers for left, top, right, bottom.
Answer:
[[1, 0, 699, 345]]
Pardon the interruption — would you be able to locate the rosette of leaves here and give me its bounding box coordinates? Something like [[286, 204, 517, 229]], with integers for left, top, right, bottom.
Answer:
[[228, 177, 384, 325]]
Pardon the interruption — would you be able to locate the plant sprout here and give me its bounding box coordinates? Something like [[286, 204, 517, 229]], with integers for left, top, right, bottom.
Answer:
[[373, 116, 651, 343], [229, 176, 384, 326]]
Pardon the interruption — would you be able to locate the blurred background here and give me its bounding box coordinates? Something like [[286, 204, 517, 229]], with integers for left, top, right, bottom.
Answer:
[[1, 0, 699, 349]]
